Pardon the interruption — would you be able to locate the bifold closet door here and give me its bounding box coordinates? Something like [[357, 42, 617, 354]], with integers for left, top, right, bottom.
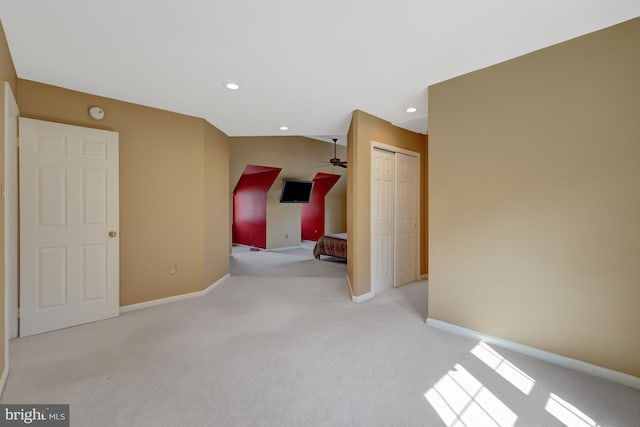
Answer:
[[395, 152, 418, 287], [372, 148, 395, 293]]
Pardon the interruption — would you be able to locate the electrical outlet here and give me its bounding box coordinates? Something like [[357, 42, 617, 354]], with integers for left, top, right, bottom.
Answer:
[[169, 264, 177, 275]]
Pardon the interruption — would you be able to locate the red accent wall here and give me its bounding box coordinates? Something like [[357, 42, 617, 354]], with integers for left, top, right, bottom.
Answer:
[[301, 173, 341, 241], [232, 165, 281, 249]]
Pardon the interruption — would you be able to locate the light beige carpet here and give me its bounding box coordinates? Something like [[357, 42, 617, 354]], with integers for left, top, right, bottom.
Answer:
[[230, 242, 347, 278], [3, 276, 639, 426]]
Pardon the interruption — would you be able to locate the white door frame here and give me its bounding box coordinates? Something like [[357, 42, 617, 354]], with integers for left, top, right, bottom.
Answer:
[[3, 82, 19, 367], [370, 140, 421, 292], [4, 82, 19, 341]]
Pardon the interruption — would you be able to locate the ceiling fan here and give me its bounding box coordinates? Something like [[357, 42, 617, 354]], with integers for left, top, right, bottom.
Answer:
[[326, 138, 347, 168]]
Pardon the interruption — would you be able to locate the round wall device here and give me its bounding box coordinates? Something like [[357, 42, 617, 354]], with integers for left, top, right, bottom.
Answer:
[[88, 106, 105, 120]]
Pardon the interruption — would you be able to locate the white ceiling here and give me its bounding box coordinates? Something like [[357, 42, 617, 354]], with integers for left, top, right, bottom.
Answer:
[[1, 1, 639, 139]]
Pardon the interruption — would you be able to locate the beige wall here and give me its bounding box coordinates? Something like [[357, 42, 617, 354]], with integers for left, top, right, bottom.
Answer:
[[346, 120, 355, 288], [266, 194, 302, 249], [347, 110, 427, 296], [230, 136, 347, 249], [17, 79, 229, 306], [203, 121, 230, 285], [325, 194, 346, 235], [0, 21, 17, 95], [428, 18, 640, 377], [0, 19, 17, 388]]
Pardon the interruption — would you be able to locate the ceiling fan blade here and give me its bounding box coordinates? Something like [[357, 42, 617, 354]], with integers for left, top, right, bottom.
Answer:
[[338, 162, 347, 168]]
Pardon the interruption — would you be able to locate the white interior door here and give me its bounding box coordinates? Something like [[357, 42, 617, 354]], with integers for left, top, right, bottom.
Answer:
[[395, 153, 418, 286], [372, 148, 395, 293], [4, 82, 19, 340], [19, 118, 119, 337]]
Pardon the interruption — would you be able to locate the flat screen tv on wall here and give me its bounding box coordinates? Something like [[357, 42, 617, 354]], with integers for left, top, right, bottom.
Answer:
[[280, 179, 313, 203]]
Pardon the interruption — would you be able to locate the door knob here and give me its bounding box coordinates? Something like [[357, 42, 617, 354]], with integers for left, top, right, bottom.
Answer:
[[108, 231, 117, 238]]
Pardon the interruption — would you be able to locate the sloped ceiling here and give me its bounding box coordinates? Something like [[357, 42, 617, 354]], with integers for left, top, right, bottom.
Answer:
[[1, 1, 639, 138], [230, 136, 347, 197]]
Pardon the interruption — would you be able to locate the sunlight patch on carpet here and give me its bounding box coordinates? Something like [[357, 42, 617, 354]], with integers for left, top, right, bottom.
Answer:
[[425, 364, 518, 427], [545, 393, 600, 427], [471, 342, 535, 395]]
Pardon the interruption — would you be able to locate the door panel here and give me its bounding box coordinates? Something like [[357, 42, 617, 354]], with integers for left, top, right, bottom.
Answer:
[[39, 166, 67, 226], [82, 244, 108, 301], [372, 149, 395, 293], [396, 153, 418, 286], [20, 118, 119, 336], [37, 247, 67, 309], [83, 169, 107, 225]]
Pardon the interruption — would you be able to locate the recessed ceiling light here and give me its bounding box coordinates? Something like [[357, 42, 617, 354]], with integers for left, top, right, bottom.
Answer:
[[224, 82, 240, 90], [406, 107, 417, 113], [280, 126, 289, 131]]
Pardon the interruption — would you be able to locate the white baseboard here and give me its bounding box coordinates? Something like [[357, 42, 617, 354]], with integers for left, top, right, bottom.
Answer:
[[426, 318, 640, 391], [345, 274, 375, 303], [345, 274, 354, 298], [232, 244, 263, 250], [352, 291, 375, 303], [0, 366, 9, 399], [120, 273, 230, 313], [268, 246, 302, 252]]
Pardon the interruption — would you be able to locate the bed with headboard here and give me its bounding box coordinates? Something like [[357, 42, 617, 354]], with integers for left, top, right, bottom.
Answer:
[[313, 233, 347, 260]]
